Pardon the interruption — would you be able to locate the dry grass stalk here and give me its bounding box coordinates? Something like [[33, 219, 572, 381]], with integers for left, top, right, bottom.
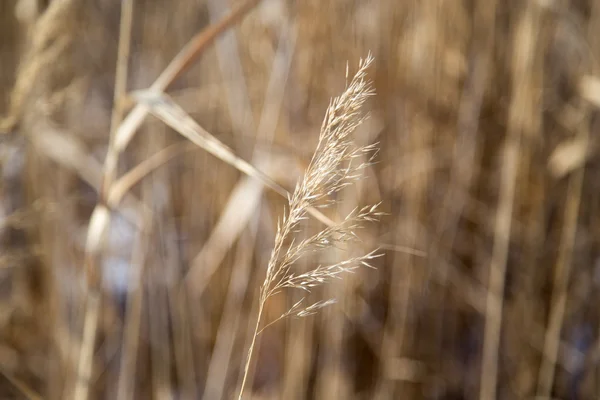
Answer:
[[73, 0, 134, 398], [536, 3, 599, 396], [238, 54, 381, 399], [481, 4, 544, 399]]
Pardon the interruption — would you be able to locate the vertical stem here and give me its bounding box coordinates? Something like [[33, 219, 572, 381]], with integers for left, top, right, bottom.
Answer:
[[73, 293, 100, 400], [74, 0, 134, 397], [238, 302, 264, 400]]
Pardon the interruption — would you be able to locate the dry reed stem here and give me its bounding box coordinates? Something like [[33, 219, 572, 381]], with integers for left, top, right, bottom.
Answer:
[[73, 0, 134, 398], [73, 292, 100, 400], [480, 4, 543, 399], [238, 54, 379, 399], [536, 149, 586, 396], [536, 2, 599, 393]]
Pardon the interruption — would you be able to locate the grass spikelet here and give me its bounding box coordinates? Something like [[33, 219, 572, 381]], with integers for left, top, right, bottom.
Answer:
[[238, 54, 380, 399]]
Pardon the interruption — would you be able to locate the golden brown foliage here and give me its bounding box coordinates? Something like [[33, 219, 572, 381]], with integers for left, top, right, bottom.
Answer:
[[1, 0, 600, 399]]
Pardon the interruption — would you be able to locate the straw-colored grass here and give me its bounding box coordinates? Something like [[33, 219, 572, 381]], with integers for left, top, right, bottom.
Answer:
[[238, 54, 380, 399], [2, 1, 600, 399]]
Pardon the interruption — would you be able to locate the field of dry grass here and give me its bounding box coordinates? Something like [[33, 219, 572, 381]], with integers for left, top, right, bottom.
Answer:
[[1, 0, 600, 399]]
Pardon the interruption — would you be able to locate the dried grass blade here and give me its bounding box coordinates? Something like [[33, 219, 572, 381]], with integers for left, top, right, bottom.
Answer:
[[132, 90, 335, 227], [113, 0, 263, 153]]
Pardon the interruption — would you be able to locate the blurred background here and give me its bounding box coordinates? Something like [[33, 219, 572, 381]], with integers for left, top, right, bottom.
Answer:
[[1, 0, 600, 399]]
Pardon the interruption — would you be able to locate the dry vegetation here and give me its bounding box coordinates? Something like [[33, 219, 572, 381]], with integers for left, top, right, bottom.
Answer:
[[1, 0, 600, 399]]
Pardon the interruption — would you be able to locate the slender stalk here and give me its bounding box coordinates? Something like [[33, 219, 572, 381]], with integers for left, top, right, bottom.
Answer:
[[74, 0, 134, 397], [238, 300, 264, 400], [236, 54, 378, 400]]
